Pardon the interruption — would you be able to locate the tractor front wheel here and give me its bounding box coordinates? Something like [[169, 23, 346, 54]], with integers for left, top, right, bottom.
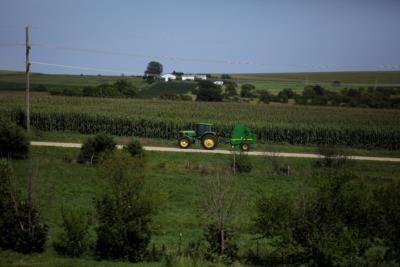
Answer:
[[201, 134, 217, 150], [240, 143, 250, 152], [178, 137, 191, 149]]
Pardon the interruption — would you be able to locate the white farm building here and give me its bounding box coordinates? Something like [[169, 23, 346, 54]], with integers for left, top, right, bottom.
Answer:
[[161, 74, 177, 82]]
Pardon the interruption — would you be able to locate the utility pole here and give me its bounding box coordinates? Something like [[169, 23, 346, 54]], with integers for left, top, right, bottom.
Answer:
[[25, 26, 30, 131]]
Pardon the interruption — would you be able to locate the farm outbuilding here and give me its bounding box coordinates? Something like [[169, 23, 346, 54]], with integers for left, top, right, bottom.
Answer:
[[161, 74, 177, 82]]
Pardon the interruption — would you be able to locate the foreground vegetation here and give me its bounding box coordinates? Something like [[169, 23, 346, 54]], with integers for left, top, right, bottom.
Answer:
[[1, 145, 399, 266]]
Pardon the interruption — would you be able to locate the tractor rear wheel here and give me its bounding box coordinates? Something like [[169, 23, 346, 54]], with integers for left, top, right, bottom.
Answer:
[[201, 134, 217, 150], [178, 137, 191, 149], [240, 142, 250, 152]]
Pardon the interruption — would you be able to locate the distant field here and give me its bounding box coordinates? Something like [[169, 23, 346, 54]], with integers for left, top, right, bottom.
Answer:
[[230, 71, 400, 93], [0, 70, 146, 91], [2, 70, 399, 94]]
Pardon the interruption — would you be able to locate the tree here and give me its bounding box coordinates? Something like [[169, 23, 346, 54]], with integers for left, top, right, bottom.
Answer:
[[241, 84, 258, 98], [199, 172, 239, 262], [196, 80, 223, 102], [114, 79, 138, 97], [144, 61, 163, 83], [224, 80, 238, 97], [95, 151, 159, 262], [53, 208, 91, 257], [252, 149, 399, 266], [0, 160, 48, 254], [0, 118, 30, 159], [77, 133, 116, 166], [258, 90, 273, 104]]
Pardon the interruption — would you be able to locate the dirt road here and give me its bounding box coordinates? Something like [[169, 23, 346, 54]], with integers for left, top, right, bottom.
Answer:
[[30, 141, 400, 163]]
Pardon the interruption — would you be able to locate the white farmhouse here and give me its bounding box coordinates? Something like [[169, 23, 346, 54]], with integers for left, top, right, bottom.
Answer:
[[161, 74, 177, 82], [182, 74, 195, 81], [195, 74, 207, 80], [213, 81, 224, 85]]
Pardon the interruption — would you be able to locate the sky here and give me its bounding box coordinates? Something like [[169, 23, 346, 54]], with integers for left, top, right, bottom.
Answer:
[[0, 0, 400, 75]]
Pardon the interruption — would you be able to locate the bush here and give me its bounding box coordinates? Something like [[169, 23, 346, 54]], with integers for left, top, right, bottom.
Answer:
[[125, 138, 144, 158], [204, 224, 238, 264], [0, 118, 29, 159], [95, 151, 159, 262], [196, 81, 223, 102], [230, 154, 252, 173], [77, 133, 116, 165], [0, 160, 48, 254], [53, 208, 91, 257]]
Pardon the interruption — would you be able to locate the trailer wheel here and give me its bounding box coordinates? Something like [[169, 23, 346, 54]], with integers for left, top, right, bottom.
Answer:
[[240, 143, 250, 152], [202, 134, 217, 150], [178, 137, 191, 149]]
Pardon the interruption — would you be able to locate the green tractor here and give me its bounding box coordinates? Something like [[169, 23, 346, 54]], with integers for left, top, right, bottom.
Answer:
[[178, 123, 218, 150], [177, 122, 256, 151]]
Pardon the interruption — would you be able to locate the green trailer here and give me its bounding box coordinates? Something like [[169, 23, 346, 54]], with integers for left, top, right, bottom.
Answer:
[[229, 122, 257, 151], [177, 122, 256, 151]]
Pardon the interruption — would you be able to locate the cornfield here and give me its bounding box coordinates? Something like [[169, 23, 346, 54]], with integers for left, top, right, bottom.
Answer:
[[1, 94, 399, 149]]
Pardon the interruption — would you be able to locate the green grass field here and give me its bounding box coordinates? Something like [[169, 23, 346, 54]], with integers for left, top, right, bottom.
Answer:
[[0, 70, 147, 91], [2, 70, 399, 94], [1, 145, 399, 266], [230, 71, 400, 93]]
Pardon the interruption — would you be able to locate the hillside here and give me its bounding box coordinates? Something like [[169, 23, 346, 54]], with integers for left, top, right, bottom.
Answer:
[[1, 70, 399, 94]]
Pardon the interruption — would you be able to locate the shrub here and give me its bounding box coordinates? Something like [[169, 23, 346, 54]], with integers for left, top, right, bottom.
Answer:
[[0, 118, 29, 159], [125, 138, 144, 158], [53, 208, 91, 257], [230, 154, 252, 173], [0, 160, 48, 254], [77, 133, 116, 165], [95, 151, 159, 262], [204, 224, 238, 264], [196, 81, 223, 102]]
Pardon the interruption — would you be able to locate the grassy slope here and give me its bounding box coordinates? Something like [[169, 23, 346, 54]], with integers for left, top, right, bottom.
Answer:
[[0, 70, 146, 91], [1, 146, 399, 266]]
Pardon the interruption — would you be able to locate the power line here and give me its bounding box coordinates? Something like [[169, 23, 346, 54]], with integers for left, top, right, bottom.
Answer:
[[31, 42, 400, 71], [0, 43, 24, 47], [30, 61, 136, 75]]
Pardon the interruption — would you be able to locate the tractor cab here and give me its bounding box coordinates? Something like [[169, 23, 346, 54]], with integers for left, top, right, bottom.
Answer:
[[195, 123, 214, 137]]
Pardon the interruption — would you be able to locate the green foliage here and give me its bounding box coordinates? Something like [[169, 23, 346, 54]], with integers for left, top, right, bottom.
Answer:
[[50, 80, 138, 98], [253, 155, 400, 266], [203, 224, 238, 264], [258, 90, 272, 104], [230, 154, 252, 173], [295, 85, 400, 108], [125, 138, 144, 158], [53, 208, 91, 257], [77, 133, 116, 165], [240, 84, 258, 98], [0, 160, 48, 254], [196, 81, 223, 102], [144, 61, 163, 83], [0, 117, 29, 159], [95, 151, 159, 262], [140, 81, 196, 98]]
